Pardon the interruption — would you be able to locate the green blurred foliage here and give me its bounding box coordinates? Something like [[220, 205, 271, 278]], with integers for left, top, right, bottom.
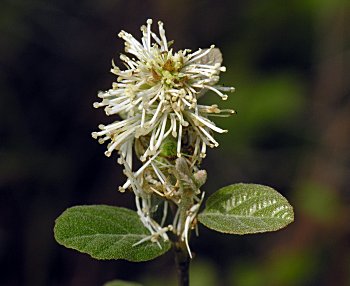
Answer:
[[296, 181, 342, 223], [229, 249, 319, 286], [207, 73, 305, 151]]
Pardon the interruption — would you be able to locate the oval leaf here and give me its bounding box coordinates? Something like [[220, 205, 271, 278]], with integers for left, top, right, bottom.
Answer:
[[104, 280, 142, 286], [54, 205, 171, 261], [198, 184, 294, 234]]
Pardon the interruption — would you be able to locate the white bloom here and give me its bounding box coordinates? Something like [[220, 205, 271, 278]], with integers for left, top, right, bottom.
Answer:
[[92, 20, 235, 254], [92, 19, 234, 168]]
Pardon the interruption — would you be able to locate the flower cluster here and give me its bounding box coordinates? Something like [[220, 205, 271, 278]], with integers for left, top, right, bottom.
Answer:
[[92, 19, 234, 255]]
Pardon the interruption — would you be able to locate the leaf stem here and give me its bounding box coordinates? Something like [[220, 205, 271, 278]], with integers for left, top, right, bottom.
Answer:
[[174, 240, 190, 286]]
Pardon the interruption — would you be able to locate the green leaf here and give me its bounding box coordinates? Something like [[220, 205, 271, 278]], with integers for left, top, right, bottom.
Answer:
[[54, 205, 171, 261], [198, 184, 294, 234], [104, 280, 143, 286]]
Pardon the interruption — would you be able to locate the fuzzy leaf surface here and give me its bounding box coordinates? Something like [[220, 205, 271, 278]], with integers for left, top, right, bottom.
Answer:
[[198, 184, 294, 234], [54, 205, 171, 261]]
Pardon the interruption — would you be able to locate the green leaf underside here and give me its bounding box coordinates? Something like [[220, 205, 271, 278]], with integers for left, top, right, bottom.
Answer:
[[104, 280, 143, 286], [54, 205, 171, 261], [198, 184, 294, 234]]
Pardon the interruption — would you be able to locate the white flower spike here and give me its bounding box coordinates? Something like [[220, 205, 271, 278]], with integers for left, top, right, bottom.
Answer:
[[93, 19, 235, 167], [92, 20, 235, 257]]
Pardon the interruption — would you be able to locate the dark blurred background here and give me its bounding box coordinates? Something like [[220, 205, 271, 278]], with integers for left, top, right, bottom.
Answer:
[[1, 0, 350, 285]]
